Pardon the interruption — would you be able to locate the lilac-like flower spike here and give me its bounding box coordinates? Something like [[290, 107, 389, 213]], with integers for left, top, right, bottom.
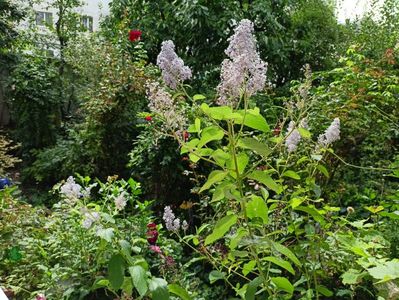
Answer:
[[163, 206, 181, 231], [82, 210, 100, 229], [114, 192, 128, 211], [318, 118, 340, 147], [157, 40, 192, 89], [285, 121, 301, 153], [217, 19, 267, 106], [147, 82, 187, 130], [182, 220, 189, 231], [60, 176, 82, 200]]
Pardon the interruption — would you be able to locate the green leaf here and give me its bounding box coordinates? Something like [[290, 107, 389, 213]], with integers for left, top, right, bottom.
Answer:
[[245, 277, 263, 300], [121, 277, 133, 295], [246, 195, 268, 224], [282, 170, 300, 180], [248, 170, 282, 194], [168, 284, 192, 300], [193, 94, 206, 101], [238, 137, 271, 157], [289, 197, 304, 209], [226, 152, 249, 176], [195, 118, 201, 133], [205, 214, 237, 245], [201, 103, 233, 120], [108, 254, 125, 290], [181, 138, 199, 154], [317, 285, 333, 297], [365, 205, 384, 214], [367, 260, 399, 282], [316, 165, 329, 178], [97, 227, 114, 242], [342, 269, 365, 285], [236, 108, 270, 132], [198, 126, 224, 148], [199, 170, 228, 193], [271, 241, 302, 267], [271, 277, 294, 294], [8, 246, 22, 261], [298, 128, 311, 138], [149, 277, 169, 300], [243, 260, 257, 276], [264, 256, 295, 275], [211, 149, 230, 167], [294, 206, 325, 225], [229, 227, 248, 250], [129, 265, 148, 296], [209, 270, 225, 284]]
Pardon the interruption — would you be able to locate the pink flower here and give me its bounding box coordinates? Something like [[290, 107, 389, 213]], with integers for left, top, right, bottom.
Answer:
[[145, 115, 152, 121], [36, 294, 46, 300], [149, 245, 162, 254]]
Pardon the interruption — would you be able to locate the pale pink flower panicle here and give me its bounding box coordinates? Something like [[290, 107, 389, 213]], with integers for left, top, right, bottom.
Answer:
[[60, 176, 82, 200], [217, 19, 267, 106], [156, 40, 192, 89], [318, 118, 340, 147]]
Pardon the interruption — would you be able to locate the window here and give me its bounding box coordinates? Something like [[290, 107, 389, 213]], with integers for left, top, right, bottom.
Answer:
[[35, 11, 53, 26], [81, 16, 93, 32]]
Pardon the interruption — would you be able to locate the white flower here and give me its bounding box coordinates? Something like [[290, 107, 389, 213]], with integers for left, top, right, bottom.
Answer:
[[217, 19, 267, 106], [182, 220, 189, 231], [157, 40, 192, 89], [163, 206, 181, 231], [114, 192, 127, 211], [82, 210, 100, 229], [60, 176, 82, 200], [318, 118, 340, 147], [285, 121, 301, 153]]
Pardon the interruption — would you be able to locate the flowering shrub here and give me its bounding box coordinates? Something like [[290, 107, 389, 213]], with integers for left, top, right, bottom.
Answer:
[[143, 19, 398, 299]]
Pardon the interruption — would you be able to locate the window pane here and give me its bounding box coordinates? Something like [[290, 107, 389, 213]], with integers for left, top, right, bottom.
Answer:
[[36, 11, 45, 25]]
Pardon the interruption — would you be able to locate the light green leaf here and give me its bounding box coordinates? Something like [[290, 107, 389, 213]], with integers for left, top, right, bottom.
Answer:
[[193, 94, 206, 101], [271, 241, 302, 267], [199, 170, 228, 193], [238, 137, 271, 157], [108, 254, 125, 290], [201, 103, 233, 120], [209, 270, 225, 284], [368, 260, 399, 282], [317, 285, 333, 297], [282, 170, 300, 180], [229, 227, 248, 250], [245, 277, 263, 300], [298, 128, 311, 138], [289, 197, 304, 209], [271, 277, 294, 294], [316, 164, 329, 178], [198, 126, 224, 148], [294, 206, 325, 225], [248, 171, 283, 194], [205, 214, 237, 245], [226, 152, 249, 176], [195, 118, 201, 133], [264, 256, 295, 275], [236, 109, 270, 132], [97, 227, 114, 243], [246, 195, 268, 224], [129, 266, 148, 296], [168, 284, 192, 300], [149, 277, 169, 300], [243, 260, 256, 276], [342, 269, 366, 285]]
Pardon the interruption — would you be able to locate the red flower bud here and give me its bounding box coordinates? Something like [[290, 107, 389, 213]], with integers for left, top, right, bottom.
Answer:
[[129, 29, 142, 42], [273, 127, 281, 136], [183, 131, 189, 142], [145, 115, 152, 121]]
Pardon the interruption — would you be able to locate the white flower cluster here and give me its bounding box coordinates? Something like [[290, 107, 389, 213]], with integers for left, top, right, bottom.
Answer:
[[217, 19, 267, 106], [60, 176, 82, 200], [318, 118, 340, 147], [157, 40, 192, 89], [147, 82, 187, 130], [285, 119, 309, 153], [163, 206, 189, 231], [114, 191, 128, 211], [81, 210, 100, 229]]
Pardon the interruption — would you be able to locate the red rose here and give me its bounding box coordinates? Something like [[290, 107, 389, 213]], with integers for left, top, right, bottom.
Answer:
[[145, 115, 152, 121], [129, 30, 142, 42]]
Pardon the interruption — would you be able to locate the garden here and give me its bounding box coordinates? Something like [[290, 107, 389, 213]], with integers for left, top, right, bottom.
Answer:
[[0, 0, 399, 299]]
